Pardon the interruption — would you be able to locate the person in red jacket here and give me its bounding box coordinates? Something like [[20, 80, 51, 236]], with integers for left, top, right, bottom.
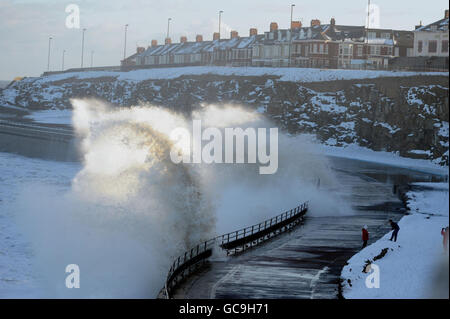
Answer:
[[441, 226, 449, 253], [362, 225, 369, 248]]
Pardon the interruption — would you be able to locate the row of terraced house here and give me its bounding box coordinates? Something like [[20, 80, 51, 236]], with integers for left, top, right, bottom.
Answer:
[[122, 11, 449, 71]]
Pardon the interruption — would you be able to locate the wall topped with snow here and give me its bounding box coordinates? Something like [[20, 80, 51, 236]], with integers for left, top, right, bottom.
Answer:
[[30, 67, 448, 84]]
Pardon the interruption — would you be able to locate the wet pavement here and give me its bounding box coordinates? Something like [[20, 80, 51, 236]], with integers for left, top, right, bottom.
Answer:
[[173, 157, 445, 299]]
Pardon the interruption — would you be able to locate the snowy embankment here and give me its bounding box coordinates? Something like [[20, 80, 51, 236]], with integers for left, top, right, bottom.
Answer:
[[33, 66, 448, 84], [340, 182, 449, 299], [318, 143, 448, 176]]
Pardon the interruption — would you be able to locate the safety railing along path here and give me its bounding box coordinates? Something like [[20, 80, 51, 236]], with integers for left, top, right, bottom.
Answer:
[[159, 201, 308, 298]]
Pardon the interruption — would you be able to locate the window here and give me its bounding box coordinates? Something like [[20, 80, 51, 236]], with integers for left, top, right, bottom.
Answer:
[[313, 43, 318, 53], [253, 46, 259, 57], [367, 31, 376, 39], [357, 46, 363, 56], [418, 40, 423, 53], [342, 44, 352, 55], [428, 40, 437, 53], [442, 40, 449, 53], [381, 33, 391, 39]]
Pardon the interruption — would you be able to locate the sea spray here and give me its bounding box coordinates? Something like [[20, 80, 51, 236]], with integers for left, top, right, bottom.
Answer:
[[16, 99, 351, 298]]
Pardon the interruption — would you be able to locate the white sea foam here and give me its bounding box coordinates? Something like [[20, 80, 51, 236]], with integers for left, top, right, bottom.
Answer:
[[16, 99, 350, 298]]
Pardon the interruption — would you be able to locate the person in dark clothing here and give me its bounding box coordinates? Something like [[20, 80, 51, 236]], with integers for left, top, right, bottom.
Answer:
[[389, 219, 400, 242], [362, 225, 369, 248]]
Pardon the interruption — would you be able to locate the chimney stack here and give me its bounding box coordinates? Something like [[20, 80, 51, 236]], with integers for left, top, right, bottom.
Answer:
[[291, 21, 302, 29], [249, 28, 258, 36], [445, 9, 449, 19], [136, 47, 145, 54], [311, 19, 321, 27], [151, 40, 158, 47], [270, 22, 278, 32], [196, 34, 203, 42], [165, 37, 172, 45], [330, 18, 336, 25], [213, 32, 220, 40], [180, 36, 187, 43], [230, 30, 239, 39]]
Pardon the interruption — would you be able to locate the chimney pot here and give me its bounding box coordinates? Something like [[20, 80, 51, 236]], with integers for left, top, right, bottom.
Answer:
[[249, 28, 258, 36], [165, 37, 172, 45], [180, 36, 187, 43], [213, 32, 220, 40], [270, 22, 278, 32], [291, 21, 302, 29], [136, 47, 145, 54], [151, 40, 158, 47], [330, 18, 336, 25], [196, 34, 203, 42], [445, 9, 449, 19], [311, 19, 321, 27], [230, 30, 239, 39]]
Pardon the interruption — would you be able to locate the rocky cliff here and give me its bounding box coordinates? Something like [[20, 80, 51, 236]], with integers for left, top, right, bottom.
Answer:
[[0, 70, 448, 165]]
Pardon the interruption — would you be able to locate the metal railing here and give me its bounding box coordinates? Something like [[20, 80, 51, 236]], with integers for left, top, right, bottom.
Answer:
[[160, 201, 308, 298]]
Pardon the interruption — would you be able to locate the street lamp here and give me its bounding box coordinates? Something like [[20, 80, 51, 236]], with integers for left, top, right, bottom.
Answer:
[[62, 49, 66, 71], [47, 36, 52, 71], [218, 10, 223, 42], [91, 50, 94, 68], [81, 28, 86, 68], [123, 24, 129, 61], [289, 4, 295, 67], [365, 0, 371, 69], [167, 18, 172, 40]]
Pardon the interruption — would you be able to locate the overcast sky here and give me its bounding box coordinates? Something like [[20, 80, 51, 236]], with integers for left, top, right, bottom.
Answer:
[[0, 0, 448, 80]]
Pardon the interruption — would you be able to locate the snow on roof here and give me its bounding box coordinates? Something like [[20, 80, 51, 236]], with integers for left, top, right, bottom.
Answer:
[[133, 25, 404, 60], [415, 17, 449, 32], [138, 35, 262, 57]]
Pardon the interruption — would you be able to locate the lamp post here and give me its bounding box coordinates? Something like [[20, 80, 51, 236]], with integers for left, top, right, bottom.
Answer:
[[365, 0, 371, 69], [289, 4, 295, 67], [167, 18, 172, 40], [91, 50, 94, 68], [62, 49, 65, 71], [218, 10, 223, 42], [81, 28, 86, 68], [123, 24, 129, 61], [47, 36, 52, 71]]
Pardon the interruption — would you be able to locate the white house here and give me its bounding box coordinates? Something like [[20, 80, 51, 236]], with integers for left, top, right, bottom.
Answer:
[[414, 10, 449, 57]]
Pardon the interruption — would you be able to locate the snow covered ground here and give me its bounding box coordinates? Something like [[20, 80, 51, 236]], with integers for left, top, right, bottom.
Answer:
[[318, 143, 448, 176], [30, 67, 448, 84], [340, 182, 449, 299], [0, 152, 80, 298]]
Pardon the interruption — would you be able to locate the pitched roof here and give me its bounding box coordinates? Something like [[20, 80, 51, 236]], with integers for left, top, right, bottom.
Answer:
[[415, 17, 449, 32]]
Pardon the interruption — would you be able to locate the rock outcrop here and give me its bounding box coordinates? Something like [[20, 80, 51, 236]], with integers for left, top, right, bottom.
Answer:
[[0, 73, 448, 165]]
